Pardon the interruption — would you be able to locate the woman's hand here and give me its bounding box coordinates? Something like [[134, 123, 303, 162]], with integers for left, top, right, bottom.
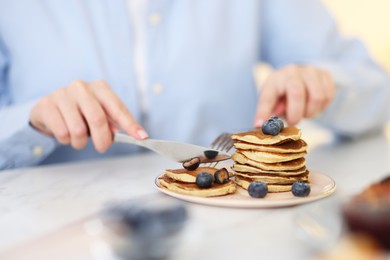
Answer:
[[254, 65, 335, 127], [30, 80, 148, 152]]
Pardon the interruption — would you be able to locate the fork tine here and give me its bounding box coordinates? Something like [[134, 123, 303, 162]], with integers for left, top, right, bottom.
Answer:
[[218, 136, 234, 152], [218, 134, 230, 149], [210, 133, 228, 149], [207, 132, 234, 168], [210, 133, 231, 150]]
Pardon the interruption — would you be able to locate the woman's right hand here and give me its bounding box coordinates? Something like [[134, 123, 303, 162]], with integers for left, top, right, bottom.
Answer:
[[29, 80, 148, 153]]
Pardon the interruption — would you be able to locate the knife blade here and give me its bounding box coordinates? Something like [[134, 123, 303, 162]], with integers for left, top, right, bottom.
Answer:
[[114, 133, 231, 163]]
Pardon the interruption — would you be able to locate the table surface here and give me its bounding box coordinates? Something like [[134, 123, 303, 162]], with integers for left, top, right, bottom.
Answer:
[[0, 122, 389, 260]]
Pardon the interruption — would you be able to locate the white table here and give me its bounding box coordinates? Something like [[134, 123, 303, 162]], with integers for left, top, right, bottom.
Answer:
[[0, 122, 389, 259]]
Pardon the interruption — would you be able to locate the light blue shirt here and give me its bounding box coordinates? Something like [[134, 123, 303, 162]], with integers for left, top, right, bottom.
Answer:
[[1, 0, 390, 170]]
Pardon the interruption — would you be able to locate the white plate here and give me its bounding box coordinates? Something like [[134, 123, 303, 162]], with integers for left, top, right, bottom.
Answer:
[[155, 172, 336, 208]]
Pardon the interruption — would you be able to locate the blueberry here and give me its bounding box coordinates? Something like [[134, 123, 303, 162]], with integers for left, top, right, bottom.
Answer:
[[204, 150, 218, 159], [262, 120, 281, 135], [270, 116, 284, 130], [292, 182, 311, 197], [214, 168, 230, 184], [182, 157, 200, 171], [196, 172, 214, 188], [248, 181, 268, 198]]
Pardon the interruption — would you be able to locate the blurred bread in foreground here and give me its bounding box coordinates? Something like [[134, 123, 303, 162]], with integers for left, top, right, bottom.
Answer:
[[342, 175, 390, 249], [316, 175, 390, 259]]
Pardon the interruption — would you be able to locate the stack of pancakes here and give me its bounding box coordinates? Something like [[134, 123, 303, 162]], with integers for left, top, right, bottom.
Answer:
[[158, 167, 236, 197], [230, 126, 309, 192]]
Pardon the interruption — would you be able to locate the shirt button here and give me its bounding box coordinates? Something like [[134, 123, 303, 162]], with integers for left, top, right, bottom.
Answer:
[[149, 13, 161, 26], [32, 145, 44, 157], [152, 83, 164, 95]]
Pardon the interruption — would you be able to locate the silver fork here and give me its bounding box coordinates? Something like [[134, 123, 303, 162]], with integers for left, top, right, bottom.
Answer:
[[207, 132, 234, 167]]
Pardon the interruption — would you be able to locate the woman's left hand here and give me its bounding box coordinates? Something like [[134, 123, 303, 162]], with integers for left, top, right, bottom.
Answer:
[[254, 64, 335, 127]]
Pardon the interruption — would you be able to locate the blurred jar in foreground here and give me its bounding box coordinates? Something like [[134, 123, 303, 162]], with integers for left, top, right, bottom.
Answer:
[[85, 196, 189, 260]]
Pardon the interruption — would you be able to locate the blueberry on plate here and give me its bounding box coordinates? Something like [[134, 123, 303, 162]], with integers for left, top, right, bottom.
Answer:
[[182, 157, 200, 171], [214, 168, 230, 184], [262, 119, 281, 136], [204, 150, 218, 159], [248, 181, 268, 198], [270, 116, 284, 130], [196, 172, 214, 188], [292, 182, 311, 197]]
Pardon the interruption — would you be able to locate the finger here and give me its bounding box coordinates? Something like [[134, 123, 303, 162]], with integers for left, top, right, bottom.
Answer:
[[109, 121, 120, 133], [254, 76, 279, 127], [273, 97, 287, 117], [29, 100, 55, 136], [321, 70, 335, 108], [91, 80, 148, 139], [39, 98, 71, 145], [301, 68, 326, 118], [69, 81, 113, 153], [285, 79, 306, 125], [54, 89, 89, 150]]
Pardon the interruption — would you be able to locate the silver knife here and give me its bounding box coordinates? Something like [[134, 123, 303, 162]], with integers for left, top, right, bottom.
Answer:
[[114, 133, 231, 163]]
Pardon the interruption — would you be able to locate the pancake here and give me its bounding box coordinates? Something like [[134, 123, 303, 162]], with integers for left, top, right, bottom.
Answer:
[[164, 167, 220, 183], [234, 170, 309, 184], [239, 149, 306, 163], [158, 175, 236, 197], [233, 139, 307, 153], [230, 126, 301, 145], [232, 152, 306, 171], [235, 175, 293, 193], [232, 164, 307, 176]]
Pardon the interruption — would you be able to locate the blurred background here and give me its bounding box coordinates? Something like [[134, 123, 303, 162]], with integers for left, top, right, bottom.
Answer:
[[254, 0, 390, 141], [323, 0, 390, 140], [324, 0, 390, 72], [255, 0, 390, 89]]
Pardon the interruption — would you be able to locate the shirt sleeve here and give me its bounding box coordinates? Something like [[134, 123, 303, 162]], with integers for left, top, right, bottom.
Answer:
[[0, 125, 58, 170], [0, 37, 58, 170], [260, 0, 390, 137]]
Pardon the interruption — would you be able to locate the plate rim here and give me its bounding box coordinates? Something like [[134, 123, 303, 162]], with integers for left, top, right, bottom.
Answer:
[[155, 172, 336, 208]]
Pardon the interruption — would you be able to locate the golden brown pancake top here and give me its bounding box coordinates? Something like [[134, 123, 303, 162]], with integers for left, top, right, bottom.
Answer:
[[158, 175, 236, 197], [159, 175, 235, 190], [231, 126, 301, 145], [234, 139, 307, 152], [164, 167, 217, 177]]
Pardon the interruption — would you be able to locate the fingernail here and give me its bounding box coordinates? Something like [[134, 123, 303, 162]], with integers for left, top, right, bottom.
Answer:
[[137, 129, 149, 139]]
